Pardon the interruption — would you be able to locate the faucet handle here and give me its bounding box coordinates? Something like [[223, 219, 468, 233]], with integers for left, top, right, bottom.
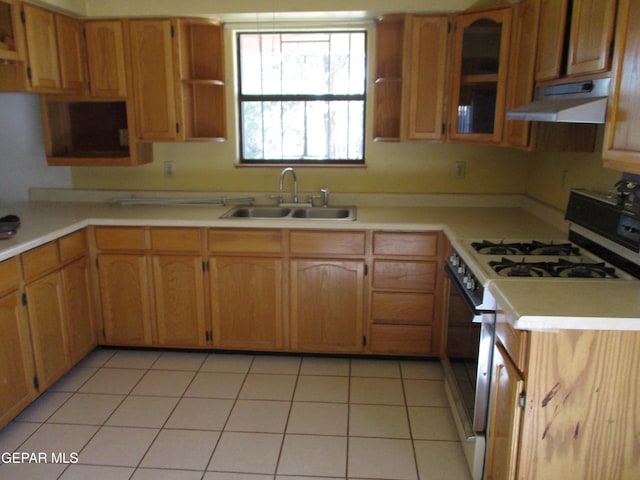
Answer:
[[268, 194, 283, 205], [320, 188, 330, 207], [307, 194, 322, 206]]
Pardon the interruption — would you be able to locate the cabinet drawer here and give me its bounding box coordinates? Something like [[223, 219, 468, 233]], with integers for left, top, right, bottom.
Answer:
[[59, 229, 87, 262], [370, 324, 433, 355], [289, 230, 366, 255], [151, 227, 202, 253], [496, 313, 528, 372], [21, 241, 60, 281], [371, 292, 434, 325], [95, 227, 147, 251], [209, 229, 282, 254], [0, 257, 20, 296], [373, 232, 438, 257], [372, 260, 437, 290]]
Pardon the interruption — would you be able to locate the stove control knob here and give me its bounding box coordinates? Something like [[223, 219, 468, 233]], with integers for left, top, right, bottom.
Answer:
[[457, 264, 466, 275], [449, 254, 459, 267], [466, 278, 476, 291]]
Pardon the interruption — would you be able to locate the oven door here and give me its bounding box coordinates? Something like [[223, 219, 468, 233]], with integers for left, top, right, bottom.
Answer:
[[443, 263, 495, 434]]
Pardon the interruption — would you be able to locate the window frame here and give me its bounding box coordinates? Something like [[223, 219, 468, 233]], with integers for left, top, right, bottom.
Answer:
[[236, 29, 368, 166]]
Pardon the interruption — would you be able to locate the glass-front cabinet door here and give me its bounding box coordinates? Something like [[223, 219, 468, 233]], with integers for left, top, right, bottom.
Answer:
[[449, 7, 512, 143], [0, 0, 25, 62]]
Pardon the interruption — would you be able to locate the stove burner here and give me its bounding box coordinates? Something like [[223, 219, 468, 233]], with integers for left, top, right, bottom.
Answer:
[[472, 240, 581, 256], [489, 258, 552, 277], [472, 241, 527, 255], [553, 259, 618, 279]]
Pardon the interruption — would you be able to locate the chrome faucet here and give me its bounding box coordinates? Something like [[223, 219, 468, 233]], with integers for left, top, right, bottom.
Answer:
[[279, 167, 298, 204]]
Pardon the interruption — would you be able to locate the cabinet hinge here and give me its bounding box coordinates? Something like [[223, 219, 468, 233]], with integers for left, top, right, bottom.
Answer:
[[21, 293, 27, 306], [442, 123, 446, 135], [171, 25, 175, 37], [26, 67, 32, 80], [362, 335, 367, 347], [176, 123, 180, 134], [102, 327, 106, 338], [364, 264, 368, 276], [519, 391, 526, 409], [20, 9, 26, 24], [95, 258, 99, 269], [33, 376, 39, 391], [205, 331, 212, 342]]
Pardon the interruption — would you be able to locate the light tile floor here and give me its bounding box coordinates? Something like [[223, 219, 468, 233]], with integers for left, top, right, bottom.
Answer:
[[0, 349, 472, 480]]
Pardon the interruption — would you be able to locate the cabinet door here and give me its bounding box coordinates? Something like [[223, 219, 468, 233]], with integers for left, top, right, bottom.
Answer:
[[153, 255, 207, 347], [603, 0, 640, 174], [55, 14, 85, 93], [84, 20, 127, 97], [25, 271, 70, 391], [0, 291, 35, 429], [290, 259, 364, 353], [22, 3, 60, 90], [0, 0, 26, 62], [535, 0, 569, 81], [404, 15, 449, 141], [485, 342, 524, 480], [211, 256, 283, 350], [449, 7, 512, 143], [505, 0, 540, 148], [98, 254, 153, 345], [129, 19, 179, 140], [566, 0, 617, 76], [62, 257, 96, 365]]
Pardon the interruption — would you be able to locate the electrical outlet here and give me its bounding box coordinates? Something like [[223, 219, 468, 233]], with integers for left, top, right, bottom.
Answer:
[[164, 161, 174, 178], [118, 129, 129, 147], [455, 161, 466, 179]]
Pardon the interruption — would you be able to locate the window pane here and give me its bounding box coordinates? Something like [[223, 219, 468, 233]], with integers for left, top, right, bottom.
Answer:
[[241, 100, 364, 161]]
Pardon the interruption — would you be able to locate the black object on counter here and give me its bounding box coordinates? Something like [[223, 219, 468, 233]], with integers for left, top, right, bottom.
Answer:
[[0, 214, 20, 239]]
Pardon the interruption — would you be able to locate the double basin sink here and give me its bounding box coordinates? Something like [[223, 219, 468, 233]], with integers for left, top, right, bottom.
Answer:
[[221, 205, 356, 221]]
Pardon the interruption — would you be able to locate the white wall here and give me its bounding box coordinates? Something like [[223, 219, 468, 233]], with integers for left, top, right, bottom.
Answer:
[[0, 94, 72, 205]]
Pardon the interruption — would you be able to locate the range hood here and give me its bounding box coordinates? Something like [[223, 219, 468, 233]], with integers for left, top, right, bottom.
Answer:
[[506, 78, 610, 123]]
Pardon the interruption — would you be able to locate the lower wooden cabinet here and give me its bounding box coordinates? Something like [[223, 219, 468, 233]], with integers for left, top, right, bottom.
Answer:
[[153, 255, 207, 347], [98, 253, 153, 346], [210, 256, 283, 350], [62, 257, 96, 364], [485, 341, 524, 480], [0, 258, 35, 429], [24, 270, 70, 391], [290, 259, 365, 353]]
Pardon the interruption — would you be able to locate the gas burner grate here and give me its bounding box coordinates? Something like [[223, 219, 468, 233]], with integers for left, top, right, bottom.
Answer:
[[552, 258, 618, 279], [488, 258, 553, 277], [472, 240, 581, 256], [488, 258, 619, 278]]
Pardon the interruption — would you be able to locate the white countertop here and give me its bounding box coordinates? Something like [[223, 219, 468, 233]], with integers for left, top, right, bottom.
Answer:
[[1, 196, 638, 332]]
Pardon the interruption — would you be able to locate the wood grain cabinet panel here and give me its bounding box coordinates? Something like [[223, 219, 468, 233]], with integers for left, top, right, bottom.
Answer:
[[22, 3, 60, 90], [566, 0, 617, 76], [209, 229, 282, 254], [0, 257, 34, 429], [151, 227, 202, 253], [603, 0, 640, 174], [210, 256, 283, 350], [535, 0, 569, 81], [372, 260, 437, 291], [370, 324, 433, 355], [54, 14, 85, 93], [21, 241, 60, 281], [59, 229, 88, 263], [25, 271, 70, 391], [84, 20, 127, 97], [61, 257, 96, 364], [153, 255, 207, 347], [289, 230, 366, 256], [129, 19, 180, 141], [371, 292, 434, 325], [95, 226, 147, 251], [98, 254, 153, 346], [373, 232, 438, 256], [291, 259, 364, 353]]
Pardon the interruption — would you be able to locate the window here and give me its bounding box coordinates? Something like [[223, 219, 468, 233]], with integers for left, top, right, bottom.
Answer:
[[237, 31, 367, 164]]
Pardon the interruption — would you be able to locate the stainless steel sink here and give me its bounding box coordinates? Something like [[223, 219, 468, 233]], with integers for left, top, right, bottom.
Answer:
[[221, 206, 291, 218], [221, 206, 356, 221]]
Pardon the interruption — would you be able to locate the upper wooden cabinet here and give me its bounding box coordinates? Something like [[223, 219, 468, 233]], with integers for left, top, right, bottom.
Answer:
[[84, 20, 127, 97], [449, 7, 512, 143], [128, 19, 181, 141], [373, 14, 405, 141], [177, 18, 226, 141], [403, 15, 449, 141], [535, 0, 617, 81], [603, 0, 640, 175], [22, 4, 85, 93], [0, 0, 26, 63]]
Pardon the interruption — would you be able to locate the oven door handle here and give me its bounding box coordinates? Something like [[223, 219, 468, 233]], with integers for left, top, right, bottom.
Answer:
[[445, 263, 494, 316]]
